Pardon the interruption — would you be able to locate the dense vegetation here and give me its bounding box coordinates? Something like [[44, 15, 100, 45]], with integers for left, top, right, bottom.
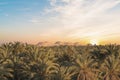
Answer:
[[0, 42, 120, 80]]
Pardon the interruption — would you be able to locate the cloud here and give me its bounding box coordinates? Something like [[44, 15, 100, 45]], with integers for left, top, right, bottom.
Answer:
[[29, 0, 120, 43], [29, 19, 40, 24], [43, 0, 120, 40]]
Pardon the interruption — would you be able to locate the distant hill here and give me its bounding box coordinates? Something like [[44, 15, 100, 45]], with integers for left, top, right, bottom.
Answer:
[[37, 41, 81, 46]]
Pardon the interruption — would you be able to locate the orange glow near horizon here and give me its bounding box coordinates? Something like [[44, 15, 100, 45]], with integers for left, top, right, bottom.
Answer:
[[1, 37, 120, 45]]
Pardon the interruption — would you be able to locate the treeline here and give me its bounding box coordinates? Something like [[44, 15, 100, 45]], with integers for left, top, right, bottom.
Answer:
[[0, 42, 120, 80]]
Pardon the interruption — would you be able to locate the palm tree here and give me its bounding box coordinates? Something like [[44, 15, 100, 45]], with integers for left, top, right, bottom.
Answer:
[[104, 44, 119, 56], [0, 43, 13, 80], [51, 66, 76, 80], [22, 45, 59, 80], [100, 54, 120, 80], [0, 63, 13, 80], [90, 45, 108, 68], [0, 43, 13, 64], [75, 52, 98, 80], [8, 42, 27, 80], [55, 46, 76, 67]]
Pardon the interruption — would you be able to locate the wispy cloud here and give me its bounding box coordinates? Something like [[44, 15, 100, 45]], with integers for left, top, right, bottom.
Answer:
[[44, 0, 120, 40], [29, 0, 120, 43], [29, 19, 40, 24]]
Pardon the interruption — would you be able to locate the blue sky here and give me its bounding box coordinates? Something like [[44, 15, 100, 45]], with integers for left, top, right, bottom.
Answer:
[[0, 0, 120, 44], [0, 0, 50, 43]]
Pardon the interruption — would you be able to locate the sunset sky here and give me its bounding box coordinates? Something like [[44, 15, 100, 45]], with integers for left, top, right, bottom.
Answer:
[[0, 0, 120, 44]]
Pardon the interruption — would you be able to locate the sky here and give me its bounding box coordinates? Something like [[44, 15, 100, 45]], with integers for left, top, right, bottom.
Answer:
[[0, 0, 120, 45]]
